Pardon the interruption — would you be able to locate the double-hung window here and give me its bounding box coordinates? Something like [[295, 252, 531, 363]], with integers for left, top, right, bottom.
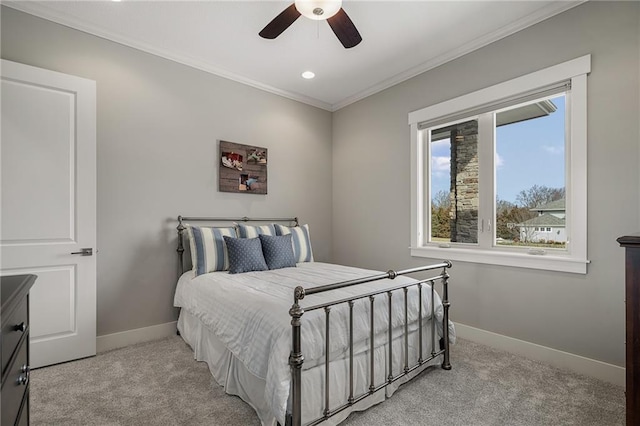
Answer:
[[409, 56, 591, 274]]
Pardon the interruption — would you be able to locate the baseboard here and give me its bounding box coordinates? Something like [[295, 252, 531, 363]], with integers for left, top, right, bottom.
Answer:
[[455, 322, 625, 387], [96, 321, 178, 353]]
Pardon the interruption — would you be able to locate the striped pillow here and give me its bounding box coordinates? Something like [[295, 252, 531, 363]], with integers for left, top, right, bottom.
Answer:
[[187, 226, 237, 275], [236, 223, 276, 239], [274, 224, 314, 263]]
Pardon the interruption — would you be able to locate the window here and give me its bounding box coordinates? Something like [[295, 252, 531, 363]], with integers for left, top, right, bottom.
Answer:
[[409, 56, 590, 274]]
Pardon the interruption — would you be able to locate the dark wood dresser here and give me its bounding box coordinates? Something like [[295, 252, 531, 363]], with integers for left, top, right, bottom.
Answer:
[[618, 234, 640, 425], [1, 274, 36, 426]]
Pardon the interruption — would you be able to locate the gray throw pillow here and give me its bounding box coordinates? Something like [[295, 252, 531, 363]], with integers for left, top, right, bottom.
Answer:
[[223, 236, 268, 274], [259, 234, 297, 270]]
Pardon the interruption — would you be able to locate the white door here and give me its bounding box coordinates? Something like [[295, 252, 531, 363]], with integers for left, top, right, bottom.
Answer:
[[1, 59, 97, 368]]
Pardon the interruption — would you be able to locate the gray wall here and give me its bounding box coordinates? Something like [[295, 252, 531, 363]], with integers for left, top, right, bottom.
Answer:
[[2, 2, 639, 367], [1, 7, 333, 336], [332, 1, 639, 367]]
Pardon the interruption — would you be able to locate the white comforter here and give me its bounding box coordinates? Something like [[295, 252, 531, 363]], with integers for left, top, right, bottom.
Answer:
[[174, 262, 455, 423]]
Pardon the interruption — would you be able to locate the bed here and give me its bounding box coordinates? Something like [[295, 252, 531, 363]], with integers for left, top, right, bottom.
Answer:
[[173, 216, 455, 426]]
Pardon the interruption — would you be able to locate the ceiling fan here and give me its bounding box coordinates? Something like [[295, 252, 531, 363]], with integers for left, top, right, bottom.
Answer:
[[259, 0, 362, 49]]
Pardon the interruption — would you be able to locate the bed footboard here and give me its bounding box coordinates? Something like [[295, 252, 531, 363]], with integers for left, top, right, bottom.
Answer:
[[286, 261, 452, 426]]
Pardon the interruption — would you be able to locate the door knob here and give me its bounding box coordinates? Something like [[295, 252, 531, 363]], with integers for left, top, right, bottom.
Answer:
[[71, 248, 93, 256]]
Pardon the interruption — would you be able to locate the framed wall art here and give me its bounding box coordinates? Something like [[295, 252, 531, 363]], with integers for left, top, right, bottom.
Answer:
[[218, 140, 268, 194]]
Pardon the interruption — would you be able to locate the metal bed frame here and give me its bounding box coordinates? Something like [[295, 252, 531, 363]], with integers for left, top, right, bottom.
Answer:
[[176, 216, 452, 426]]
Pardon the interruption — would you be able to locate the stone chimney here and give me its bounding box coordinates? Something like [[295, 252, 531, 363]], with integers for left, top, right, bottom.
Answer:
[[449, 120, 478, 243]]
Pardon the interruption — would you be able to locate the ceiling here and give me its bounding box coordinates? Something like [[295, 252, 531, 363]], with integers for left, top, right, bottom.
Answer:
[[5, 1, 584, 111]]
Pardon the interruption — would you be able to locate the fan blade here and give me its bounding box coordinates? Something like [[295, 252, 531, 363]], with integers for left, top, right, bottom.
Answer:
[[327, 8, 362, 49], [259, 3, 301, 39]]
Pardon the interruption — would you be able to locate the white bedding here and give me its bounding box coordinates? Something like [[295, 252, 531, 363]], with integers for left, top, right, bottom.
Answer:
[[174, 262, 455, 425]]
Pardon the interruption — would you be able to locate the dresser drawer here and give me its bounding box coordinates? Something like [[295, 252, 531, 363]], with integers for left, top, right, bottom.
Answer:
[[1, 297, 28, 377], [16, 389, 29, 426], [1, 338, 28, 426]]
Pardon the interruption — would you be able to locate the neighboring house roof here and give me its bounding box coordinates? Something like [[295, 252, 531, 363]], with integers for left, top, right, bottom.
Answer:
[[520, 213, 566, 227], [531, 198, 565, 212]]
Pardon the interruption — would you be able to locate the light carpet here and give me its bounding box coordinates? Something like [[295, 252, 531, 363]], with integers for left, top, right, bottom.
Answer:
[[30, 336, 624, 425]]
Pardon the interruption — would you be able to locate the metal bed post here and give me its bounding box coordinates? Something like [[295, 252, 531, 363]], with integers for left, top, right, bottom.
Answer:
[[387, 291, 393, 384], [418, 283, 423, 364], [289, 286, 306, 426], [403, 287, 409, 374], [431, 281, 436, 358], [441, 264, 452, 370], [323, 306, 331, 419], [348, 300, 355, 406], [368, 295, 375, 394], [176, 215, 185, 278]]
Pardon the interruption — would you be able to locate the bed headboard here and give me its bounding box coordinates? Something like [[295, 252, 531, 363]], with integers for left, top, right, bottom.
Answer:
[[176, 215, 299, 276]]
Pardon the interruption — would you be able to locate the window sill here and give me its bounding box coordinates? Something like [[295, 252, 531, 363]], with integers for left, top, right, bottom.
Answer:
[[410, 246, 589, 274]]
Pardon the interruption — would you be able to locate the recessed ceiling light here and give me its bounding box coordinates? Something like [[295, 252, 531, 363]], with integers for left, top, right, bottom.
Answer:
[[301, 71, 315, 80]]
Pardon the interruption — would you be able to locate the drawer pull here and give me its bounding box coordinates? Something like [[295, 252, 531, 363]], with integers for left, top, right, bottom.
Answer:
[[13, 322, 26, 333], [17, 365, 30, 386]]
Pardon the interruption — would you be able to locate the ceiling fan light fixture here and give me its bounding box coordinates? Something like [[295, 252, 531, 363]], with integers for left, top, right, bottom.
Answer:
[[294, 0, 342, 21], [260, 0, 361, 49]]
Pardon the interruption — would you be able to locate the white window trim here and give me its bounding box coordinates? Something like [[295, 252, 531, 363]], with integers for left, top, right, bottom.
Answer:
[[409, 55, 591, 274]]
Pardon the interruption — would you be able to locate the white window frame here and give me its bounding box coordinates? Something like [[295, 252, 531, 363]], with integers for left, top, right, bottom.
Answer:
[[408, 55, 590, 274]]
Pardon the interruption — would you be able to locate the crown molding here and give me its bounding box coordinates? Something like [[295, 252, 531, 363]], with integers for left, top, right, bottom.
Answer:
[[4, 1, 585, 113], [331, 1, 587, 111], [2, 1, 334, 112]]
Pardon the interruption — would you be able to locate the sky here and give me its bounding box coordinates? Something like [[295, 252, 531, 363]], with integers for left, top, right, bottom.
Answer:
[[430, 95, 565, 205]]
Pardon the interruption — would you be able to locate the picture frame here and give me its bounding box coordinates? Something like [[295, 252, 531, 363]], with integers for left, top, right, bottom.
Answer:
[[218, 140, 268, 194]]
